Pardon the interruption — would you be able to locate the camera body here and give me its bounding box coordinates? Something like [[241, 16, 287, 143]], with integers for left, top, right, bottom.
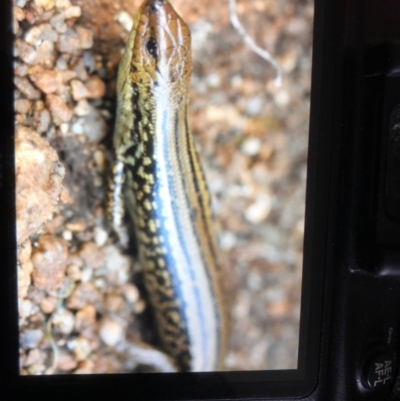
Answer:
[[2, 0, 400, 399], [303, 0, 400, 399]]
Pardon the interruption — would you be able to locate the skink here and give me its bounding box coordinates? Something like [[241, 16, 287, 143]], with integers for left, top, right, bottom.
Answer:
[[109, 0, 227, 372]]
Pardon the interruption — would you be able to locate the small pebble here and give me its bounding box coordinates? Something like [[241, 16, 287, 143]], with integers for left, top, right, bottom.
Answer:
[[59, 122, 70, 135], [75, 304, 96, 332], [58, 28, 80, 53], [266, 287, 285, 303], [62, 229, 73, 241], [21, 329, 43, 349], [24, 349, 43, 367], [74, 99, 91, 116], [15, 0, 28, 7], [14, 6, 25, 22], [231, 75, 242, 87], [13, 13, 19, 35], [247, 271, 263, 291], [15, 99, 32, 114], [14, 76, 41, 100], [15, 40, 37, 64], [268, 299, 291, 317], [26, 286, 45, 306], [34, 100, 45, 111], [74, 360, 94, 374], [99, 317, 124, 347], [86, 76, 106, 99], [64, 5, 81, 19], [105, 294, 124, 312], [246, 96, 263, 115], [46, 94, 73, 125], [71, 118, 84, 135], [56, 0, 71, 9], [93, 226, 108, 246], [66, 282, 100, 310], [93, 175, 103, 188], [66, 262, 82, 282], [50, 13, 67, 33], [68, 337, 91, 361], [219, 231, 237, 250], [274, 89, 290, 107], [279, 48, 297, 73], [259, 145, 273, 161], [115, 11, 133, 32], [25, 24, 58, 47], [40, 296, 57, 314], [207, 72, 221, 88], [70, 79, 89, 101], [81, 266, 93, 283], [57, 352, 78, 372], [82, 51, 96, 74], [18, 261, 33, 300], [59, 71, 76, 83], [34, 0, 56, 11], [27, 364, 46, 375], [73, 59, 89, 81], [76, 26, 93, 49], [296, 218, 305, 234], [94, 278, 106, 290], [34, 108, 51, 133], [133, 299, 146, 314], [28, 67, 61, 94], [287, 17, 308, 36], [52, 308, 75, 335], [73, 108, 106, 142], [57, 276, 76, 299], [241, 137, 261, 157], [122, 283, 140, 305], [79, 242, 105, 269], [103, 245, 131, 285], [55, 56, 68, 70], [17, 240, 32, 265], [14, 61, 28, 77], [33, 41, 56, 67], [244, 193, 273, 224], [233, 292, 251, 320], [65, 220, 86, 232], [93, 150, 105, 171]]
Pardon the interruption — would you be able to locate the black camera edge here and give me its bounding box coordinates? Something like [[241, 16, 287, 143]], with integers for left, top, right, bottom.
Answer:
[[2, 0, 400, 400]]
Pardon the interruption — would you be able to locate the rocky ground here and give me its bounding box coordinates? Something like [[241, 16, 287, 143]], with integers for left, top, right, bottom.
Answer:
[[15, 0, 313, 374]]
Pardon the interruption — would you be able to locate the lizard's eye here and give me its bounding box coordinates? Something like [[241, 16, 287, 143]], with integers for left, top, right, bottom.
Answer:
[[145, 37, 158, 59]]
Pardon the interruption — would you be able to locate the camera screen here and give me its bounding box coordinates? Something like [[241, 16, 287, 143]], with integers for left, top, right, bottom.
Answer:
[[15, 0, 313, 375]]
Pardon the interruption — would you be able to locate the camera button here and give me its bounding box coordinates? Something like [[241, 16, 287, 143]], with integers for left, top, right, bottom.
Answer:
[[363, 353, 394, 390]]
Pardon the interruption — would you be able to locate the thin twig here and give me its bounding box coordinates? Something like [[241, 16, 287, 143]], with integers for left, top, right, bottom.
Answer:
[[228, 0, 282, 87], [44, 278, 74, 374], [45, 317, 59, 374]]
